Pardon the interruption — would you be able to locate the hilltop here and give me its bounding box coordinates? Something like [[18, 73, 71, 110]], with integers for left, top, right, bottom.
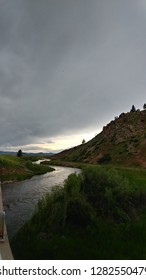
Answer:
[[51, 109, 146, 167]]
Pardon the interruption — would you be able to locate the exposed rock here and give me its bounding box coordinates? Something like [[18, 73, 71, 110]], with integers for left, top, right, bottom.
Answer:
[[51, 110, 146, 166]]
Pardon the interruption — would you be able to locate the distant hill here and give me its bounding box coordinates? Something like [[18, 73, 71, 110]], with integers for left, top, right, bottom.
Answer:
[[0, 151, 17, 155], [51, 109, 146, 167], [0, 151, 54, 156]]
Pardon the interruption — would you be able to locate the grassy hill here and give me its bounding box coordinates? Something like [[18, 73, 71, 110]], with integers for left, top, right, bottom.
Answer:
[[51, 109, 146, 167]]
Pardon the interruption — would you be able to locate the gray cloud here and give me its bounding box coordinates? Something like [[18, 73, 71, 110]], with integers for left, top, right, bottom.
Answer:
[[0, 0, 146, 151]]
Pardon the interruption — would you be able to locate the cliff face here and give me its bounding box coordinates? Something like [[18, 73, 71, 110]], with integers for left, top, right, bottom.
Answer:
[[102, 111, 146, 144], [52, 110, 146, 167]]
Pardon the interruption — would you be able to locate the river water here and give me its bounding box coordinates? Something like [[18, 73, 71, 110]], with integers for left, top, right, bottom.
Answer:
[[1, 165, 80, 239]]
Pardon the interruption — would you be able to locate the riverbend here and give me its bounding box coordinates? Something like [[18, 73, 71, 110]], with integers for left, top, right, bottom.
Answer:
[[2, 165, 80, 239]]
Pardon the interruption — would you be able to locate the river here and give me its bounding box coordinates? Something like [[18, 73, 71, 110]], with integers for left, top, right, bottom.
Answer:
[[1, 165, 80, 239]]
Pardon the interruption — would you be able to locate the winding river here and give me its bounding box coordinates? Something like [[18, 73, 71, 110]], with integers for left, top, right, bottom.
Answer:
[[1, 165, 80, 239]]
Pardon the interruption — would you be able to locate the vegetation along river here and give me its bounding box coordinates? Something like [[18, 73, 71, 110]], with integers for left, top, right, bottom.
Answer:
[[2, 165, 80, 239]]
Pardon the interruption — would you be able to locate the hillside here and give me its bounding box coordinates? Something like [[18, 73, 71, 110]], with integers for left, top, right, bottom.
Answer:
[[51, 109, 146, 167]]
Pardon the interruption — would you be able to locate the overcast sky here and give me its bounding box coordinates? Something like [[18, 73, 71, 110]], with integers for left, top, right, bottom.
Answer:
[[0, 0, 146, 153]]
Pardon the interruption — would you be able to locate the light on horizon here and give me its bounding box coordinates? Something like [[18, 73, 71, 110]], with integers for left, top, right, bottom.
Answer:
[[0, 129, 100, 154]]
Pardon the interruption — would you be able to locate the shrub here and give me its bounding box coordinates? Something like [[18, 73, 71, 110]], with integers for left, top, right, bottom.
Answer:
[[81, 166, 131, 221], [65, 196, 96, 227], [64, 173, 82, 195], [98, 153, 112, 164]]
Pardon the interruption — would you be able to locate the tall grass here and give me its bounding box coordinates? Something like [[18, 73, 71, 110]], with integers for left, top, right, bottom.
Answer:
[[11, 166, 146, 259]]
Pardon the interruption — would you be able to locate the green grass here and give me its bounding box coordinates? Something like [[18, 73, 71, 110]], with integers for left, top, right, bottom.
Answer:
[[50, 159, 146, 191], [11, 165, 146, 259], [10, 220, 146, 260], [113, 166, 146, 192], [0, 154, 54, 182], [25, 161, 55, 175], [0, 154, 22, 167]]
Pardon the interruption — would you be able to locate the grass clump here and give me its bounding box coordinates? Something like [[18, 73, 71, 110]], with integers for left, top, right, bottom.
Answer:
[[25, 161, 55, 175]]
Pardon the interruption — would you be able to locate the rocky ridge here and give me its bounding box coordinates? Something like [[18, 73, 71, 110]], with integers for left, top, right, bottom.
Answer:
[[52, 110, 146, 167]]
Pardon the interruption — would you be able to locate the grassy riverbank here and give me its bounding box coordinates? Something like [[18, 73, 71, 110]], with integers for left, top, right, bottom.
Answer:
[[11, 165, 146, 259], [49, 159, 146, 192], [0, 154, 54, 183]]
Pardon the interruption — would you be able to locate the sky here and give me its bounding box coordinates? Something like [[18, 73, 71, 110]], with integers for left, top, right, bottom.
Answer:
[[0, 0, 146, 153]]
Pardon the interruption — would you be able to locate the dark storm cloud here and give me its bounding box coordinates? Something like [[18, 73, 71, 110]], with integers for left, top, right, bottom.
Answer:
[[0, 0, 146, 150]]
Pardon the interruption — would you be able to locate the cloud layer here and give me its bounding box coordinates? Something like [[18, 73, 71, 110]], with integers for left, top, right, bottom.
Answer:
[[0, 0, 146, 152]]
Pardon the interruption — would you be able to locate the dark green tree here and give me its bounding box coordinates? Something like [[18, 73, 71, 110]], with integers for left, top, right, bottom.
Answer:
[[82, 139, 86, 144], [143, 103, 146, 110], [130, 105, 136, 112], [17, 149, 23, 157]]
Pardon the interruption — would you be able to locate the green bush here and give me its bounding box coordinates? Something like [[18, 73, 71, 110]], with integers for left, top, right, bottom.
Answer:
[[65, 196, 96, 227], [64, 173, 82, 195], [81, 166, 132, 221]]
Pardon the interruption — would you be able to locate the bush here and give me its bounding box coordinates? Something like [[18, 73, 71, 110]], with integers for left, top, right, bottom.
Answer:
[[81, 166, 131, 221], [64, 173, 82, 195], [65, 196, 96, 227], [32, 186, 65, 232], [98, 154, 112, 164]]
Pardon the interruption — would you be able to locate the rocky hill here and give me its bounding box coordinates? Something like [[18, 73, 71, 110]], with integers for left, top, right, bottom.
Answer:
[[52, 109, 146, 167]]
